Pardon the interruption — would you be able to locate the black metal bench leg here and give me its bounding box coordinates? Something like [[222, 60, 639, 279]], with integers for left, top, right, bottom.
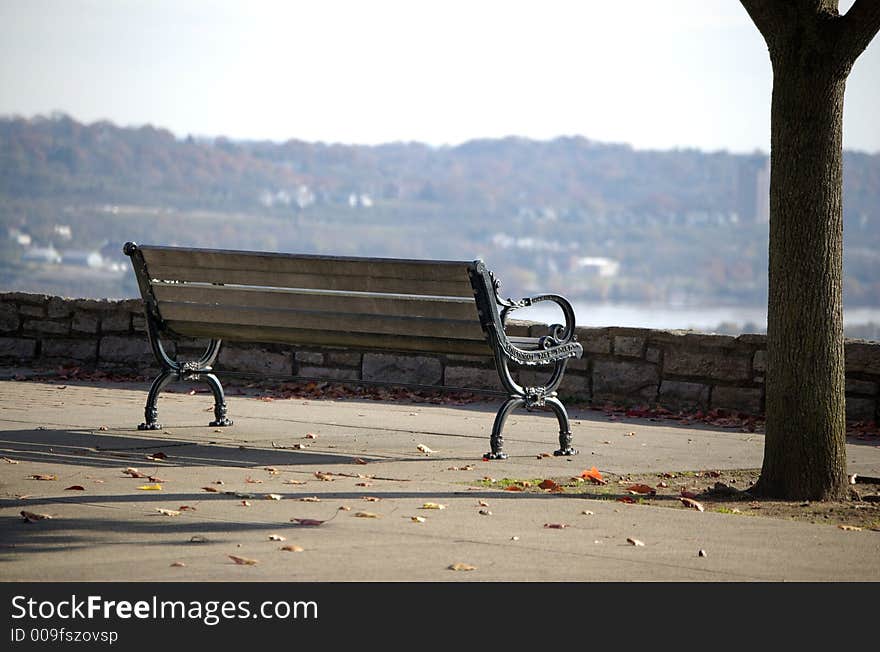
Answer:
[[545, 396, 577, 456], [486, 397, 524, 460], [204, 373, 233, 427], [139, 370, 174, 430]]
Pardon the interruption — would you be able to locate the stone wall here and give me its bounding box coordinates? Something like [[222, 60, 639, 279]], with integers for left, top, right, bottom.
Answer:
[[1, 292, 878, 421]]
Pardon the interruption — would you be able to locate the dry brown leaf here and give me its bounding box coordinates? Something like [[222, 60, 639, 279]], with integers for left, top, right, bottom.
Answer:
[[538, 479, 559, 490], [314, 472, 334, 481], [179, 505, 197, 511], [283, 479, 306, 485], [679, 497, 705, 512], [478, 500, 490, 507], [265, 467, 281, 475], [625, 431, 636, 437], [137, 483, 162, 491], [156, 508, 181, 517], [838, 525, 862, 531], [543, 523, 568, 529], [305, 433, 317, 439], [240, 500, 251, 507], [1, 457, 19, 464], [290, 518, 325, 526], [201, 486, 220, 493], [362, 496, 381, 502], [411, 516, 426, 523], [123, 467, 145, 478], [265, 494, 283, 501], [170, 561, 186, 567], [338, 505, 351, 511], [245, 477, 263, 484], [21, 510, 53, 522], [448, 562, 477, 571], [30, 474, 57, 481], [356, 482, 372, 487], [64, 485, 85, 491], [353, 457, 368, 465], [626, 484, 657, 496], [147, 475, 167, 483], [417, 444, 435, 453], [698, 549, 707, 557], [504, 485, 524, 492], [616, 496, 637, 504], [626, 537, 645, 546], [582, 510, 595, 515], [268, 534, 287, 541], [146, 452, 168, 461], [680, 490, 700, 499], [354, 511, 380, 518], [228, 554, 259, 565], [420, 502, 446, 510], [299, 496, 321, 502], [478, 509, 492, 516], [281, 544, 305, 552]]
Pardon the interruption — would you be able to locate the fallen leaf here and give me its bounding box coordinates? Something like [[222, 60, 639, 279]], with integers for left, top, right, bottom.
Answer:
[[420, 503, 447, 510], [170, 561, 186, 567], [189, 535, 210, 543], [582, 510, 594, 516], [417, 444, 435, 454], [680, 490, 700, 499], [362, 496, 381, 502], [265, 494, 283, 501], [510, 536, 520, 541], [305, 433, 317, 439], [504, 485, 524, 492], [268, 534, 286, 541], [679, 497, 705, 512], [179, 505, 197, 511], [156, 508, 180, 517], [698, 549, 707, 557], [98, 425, 108, 431], [290, 518, 325, 526], [478, 509, 492, 516], [245, 477, 263, 484], [283, 479, 306, 485], [30, 474, 57, 481], [146, 452, 168, 461], [213, 480, 224, 485], [543, 523, 569, 529], [240, 500, 251, 507], [538, 479, 559, 490], [281, 545, 305, 552], [338, 505, 351, 511], [658, 481, 669, 488], [626, 483, 657, 496], [228, 554, 259, 566], [448, 562, 477, 571], [616, 496, 637, 504], [411, 516, 426, 523], [137, 483, 162, 491], [625, 431, 636, 437], [314, 472, 334, 481], [838, 525, 862, 531], [354, 511, 380, 518], [299, 496, 321, 502], [353, 458, 368, 465], [1, 457, 19, 464], [626, 537, 645, 546], [537, 452, 552, 458], [356, 482, 372, 487], [64, 485, 85, 491], [201, 486, 220, 493], [580, 467, 606, 484], [478, 500, 490, 507], [123, 468, 145, 478], [21, 510, 53, 522], [265, 467, 281, 475]]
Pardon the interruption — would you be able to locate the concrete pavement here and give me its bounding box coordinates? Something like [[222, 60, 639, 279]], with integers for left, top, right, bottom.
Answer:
[[1, 379, 878, 581]]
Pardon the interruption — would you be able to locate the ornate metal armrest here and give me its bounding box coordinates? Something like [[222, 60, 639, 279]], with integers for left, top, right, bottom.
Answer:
[[499, 293, 578, 347]]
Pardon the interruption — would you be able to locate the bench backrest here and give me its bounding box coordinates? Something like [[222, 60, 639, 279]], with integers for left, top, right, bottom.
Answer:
[[126, 244, 493, 356]]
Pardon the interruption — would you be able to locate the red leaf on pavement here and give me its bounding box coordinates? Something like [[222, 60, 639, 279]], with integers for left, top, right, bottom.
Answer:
[[504, 485, 524, 492], [680, 490, 699, 499], [64, 485, 85, 491], [616, 496, 637, 504], [538, 479, 559, 490], [626, 484, 657, 496], [291, 518, 325, 526]]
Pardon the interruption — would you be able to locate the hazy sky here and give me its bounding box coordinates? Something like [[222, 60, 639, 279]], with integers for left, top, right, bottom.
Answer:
[[1, 0, 878, 152]]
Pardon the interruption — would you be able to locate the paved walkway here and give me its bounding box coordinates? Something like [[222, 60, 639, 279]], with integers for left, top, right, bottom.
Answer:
[[1, 379, 878, 581]]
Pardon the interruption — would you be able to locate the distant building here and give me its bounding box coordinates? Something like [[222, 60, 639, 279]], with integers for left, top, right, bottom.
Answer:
[[736, 155, 770, 223], [22, 245, 62, 265], [62, 250, 104, 268], [573, 256, 619, 277], [755, 157, 770, 223], [7, 228, 31, 246], [53, 224, 73, 240]]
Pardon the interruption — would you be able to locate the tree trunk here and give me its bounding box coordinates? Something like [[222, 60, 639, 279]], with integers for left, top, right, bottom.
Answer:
[[753, 54, 849, 500]]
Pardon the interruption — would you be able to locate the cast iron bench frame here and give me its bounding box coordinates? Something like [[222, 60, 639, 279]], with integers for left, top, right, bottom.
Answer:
[[124, 242, 583, 459]]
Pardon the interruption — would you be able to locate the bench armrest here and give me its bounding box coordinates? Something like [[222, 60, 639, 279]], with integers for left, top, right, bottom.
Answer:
[[500, 293, 577, 346]]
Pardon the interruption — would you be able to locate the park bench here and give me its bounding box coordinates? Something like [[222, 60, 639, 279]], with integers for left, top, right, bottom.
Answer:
[[123, 242, 583, 459]]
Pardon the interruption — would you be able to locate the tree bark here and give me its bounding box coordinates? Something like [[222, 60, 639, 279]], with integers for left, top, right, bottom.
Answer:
[[755, 57, 848, 500], [739, 0, 880, 500]]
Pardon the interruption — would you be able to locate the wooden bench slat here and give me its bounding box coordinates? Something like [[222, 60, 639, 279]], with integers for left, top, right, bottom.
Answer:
[[147, 264, 475, 297], [141, 246, 474, 283], [152, 283, 482, 321], [160, 303, 487, 341], [166, 321, 493, 356]]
